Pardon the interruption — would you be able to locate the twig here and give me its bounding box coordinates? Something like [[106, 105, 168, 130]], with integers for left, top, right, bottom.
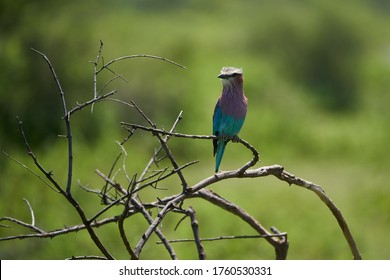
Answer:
[[0, 216, 118, 242], [133, 191, 185, 257], [96, 54, 186, 75], [78, 180, 101, 195], [269, 166, 362, 260], [131, 197, 178, 260], [67, 255, 108, 260], [105, 98, 135, 111], [186, 207, 206, 260], [0, 216, 45, 235], [22, 198, 35, 226], [118, 178, 138, 260], [95, 169, 127, 195], [195, 188, 288, 260], [17, 117, 65, 195], [121, 123, 260, 172], [2, 151, 58, 193], [69, 90, 118, 116], [132, 161, 198, 195], [93, 40, 104, 100], [135, 111, 184, 191], [90, 41, 124, 113], [129, 103, 189, 192], [87, 192, 129, 223], [157, 233, 287, 244], [31, 48, 73, 195], [100, 128, 133, 202]]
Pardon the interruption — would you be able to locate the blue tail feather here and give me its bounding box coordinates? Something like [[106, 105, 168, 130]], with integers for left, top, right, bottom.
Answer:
[[215, 140, 228, 172]]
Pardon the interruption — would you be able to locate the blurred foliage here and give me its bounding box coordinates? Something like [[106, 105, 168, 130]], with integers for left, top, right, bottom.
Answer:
[[1, 0, 390, 259]]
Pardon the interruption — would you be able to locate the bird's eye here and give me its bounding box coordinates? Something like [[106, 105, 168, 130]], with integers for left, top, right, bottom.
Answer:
[[231, 73, 239, 77]]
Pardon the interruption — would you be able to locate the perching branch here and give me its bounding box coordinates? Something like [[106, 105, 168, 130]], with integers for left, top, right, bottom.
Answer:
[[121, 122, 260, 173]]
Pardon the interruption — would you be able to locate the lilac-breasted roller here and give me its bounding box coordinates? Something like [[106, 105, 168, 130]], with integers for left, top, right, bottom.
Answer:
[[213, 67, 248, 172]]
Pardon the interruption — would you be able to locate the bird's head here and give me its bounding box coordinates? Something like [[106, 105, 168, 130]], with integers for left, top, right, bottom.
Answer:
[[217, 67, 243, 85]]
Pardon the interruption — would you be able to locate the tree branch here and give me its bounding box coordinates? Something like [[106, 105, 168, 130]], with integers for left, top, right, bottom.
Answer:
[[96, 54, 186, 75], [269, 166, 362, 260], [121, 122, 260, 172], [194, 189, 288, 259], [129, 101, 190, 192], [131, 197, 178, 260], [31, 48, 74, 195], [186, 207, 206, 260], [157, 233, 287, 244]]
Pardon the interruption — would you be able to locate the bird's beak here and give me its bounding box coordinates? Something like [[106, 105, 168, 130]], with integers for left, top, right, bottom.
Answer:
[[217, 74, 228, 79]]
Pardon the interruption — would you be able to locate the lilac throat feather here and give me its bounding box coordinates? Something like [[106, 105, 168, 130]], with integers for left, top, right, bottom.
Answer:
[[219, 77, 247, 119]]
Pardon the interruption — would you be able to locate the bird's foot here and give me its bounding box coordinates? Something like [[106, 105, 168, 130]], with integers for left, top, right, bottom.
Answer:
[[231, 135, 240, 143], [218, 135, 240, 142], [219, 135, 228, 141]]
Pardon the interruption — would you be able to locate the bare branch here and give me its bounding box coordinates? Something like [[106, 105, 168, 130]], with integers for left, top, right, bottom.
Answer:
[[133, 192, 182, 257], [269, 167, 362, 260], [30, 48, 67, 116], [2, 151, 58, 193], [95, 169, 127, 195], [0, 217, 118, 242], [96, 54, 186, 75], [118, 180, 138, 260], [186, 207, 206, 260], [0, 216, 45, 235], [16, 117, 65, 195], [195, 188, 288, 260], [66, 255, 108, 260], [22, 198, 35, 226], [157, 233, 287, 244], [129, 102, 189, 191], [31, 48, 73, 195], [121, 122, 260, 172], [69, 90, 118, 116], [131, 197, 178, 260], [132, 161, 198, 195], [135, 111, 184, 188], [93, 40, 104, 100]]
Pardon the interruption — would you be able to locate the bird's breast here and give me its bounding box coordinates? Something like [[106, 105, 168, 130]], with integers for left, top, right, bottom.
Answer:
[[220, 95, 247, 120]]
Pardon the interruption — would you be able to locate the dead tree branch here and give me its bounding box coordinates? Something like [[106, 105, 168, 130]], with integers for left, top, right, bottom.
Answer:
[[186, 207, 206, 260]]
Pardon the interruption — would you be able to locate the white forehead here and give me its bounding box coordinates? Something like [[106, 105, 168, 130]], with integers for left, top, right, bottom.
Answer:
[[220, 67, 243, 76]]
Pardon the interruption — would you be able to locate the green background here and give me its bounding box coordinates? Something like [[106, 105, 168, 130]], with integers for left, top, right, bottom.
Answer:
[[1, 0, 389, 259]]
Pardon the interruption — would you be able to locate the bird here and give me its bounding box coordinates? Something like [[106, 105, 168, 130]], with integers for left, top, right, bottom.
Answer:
[[213, 66, 248, 172]]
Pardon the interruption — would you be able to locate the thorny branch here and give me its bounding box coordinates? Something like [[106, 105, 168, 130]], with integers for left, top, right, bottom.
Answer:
[[1, 42, 361, 260], [186, 207, 206, 260], [30, 48, 73, 196], [122, 122, 260, 174]]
